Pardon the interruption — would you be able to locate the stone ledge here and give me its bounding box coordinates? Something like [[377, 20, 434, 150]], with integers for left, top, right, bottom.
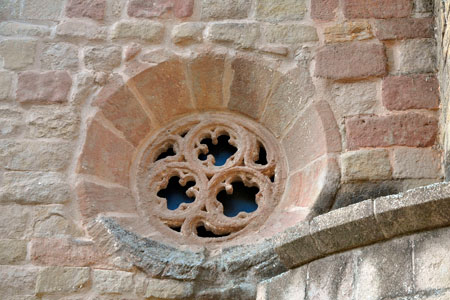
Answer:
[[275, 182, 450, 270]]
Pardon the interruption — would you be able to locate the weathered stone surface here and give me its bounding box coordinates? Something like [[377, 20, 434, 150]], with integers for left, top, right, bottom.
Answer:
[[341, 149, 392, 182], [26, 106, 79, 139], [40, 43, 79, 71], [324, 21, 373, 44], [76, 180, 136, 220], [0, 205, 29, 239], [172, 22, 204, 44], [207, 23, 259, 49], [0, 140, 71, 171], [346, 113, 438, 150], [307, 253, 355, 300], [0, 71, 12, 100], [328, 81, 378, 118], [375, 183, 450, 238], [0, 266, 39, 297], [197, 283, 255, 300], [129, 59, 194, 124], [93, 270, 134, 294], [354, 237, 413, 299], [374, 18, 433, 40], [315, 42, 386, 80], [145, 278, 194, 299], [66, 0, 106, 20], [32, 207, 82, 238], [201, 0, 250, 20], [283, 155, 340, 216], [22, 0, 64, 20], [83, 45, 122, 72], [0, 239, 27, 264], [30, 238, 101, 267], [274, 221, 323, 268], [282, 101, 341, 172], [56, 20, 107, 40], [414, 227, 450, 290], [228, 56, 277, 119], [392, 148, 442, 179], [0, 119, 22, 138], [174, 0, 194, 18], [36, 267, 90, 294], [414, 0, 433, 12], [0, 40, 36, 70], [17, 71, 72, 103], [332, 179, 439, 209], [77, 119, 134, 186], [189, 52, 225, 110], [311, 200, 385, 254], [0, 21, 51, 37], [1, 172, 70, 204], [112, 20, 164, 42], [264, 24, 318, 44], [0, 0, 20, 20], [311, 0, 338, 20], [343, 0, 412, 19], [393, 39, 436, 74], [127, 0, 172, 18], [258, 266, 307, 300], [256, 0, 307, 22], [94, 76, 152, 146], [261, 65, 314, 137], [382, 75, 439, 110]]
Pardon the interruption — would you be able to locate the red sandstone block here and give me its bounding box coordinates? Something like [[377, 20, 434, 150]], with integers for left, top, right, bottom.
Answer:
[[76, 118, 135, 187], [373, 18, 433, 40], [17, 71, 72, 103], [174, 0, 194, 18], [382, 75, 439, 110], [30, 238, 106, 267], [94, 75, 153, 147], [315, 43, 387, 80], [346, 113, 438, 150], [343, 0, 412, 19], [66, 0, 106, 20], [75, 180, 137, 220], [189, 53, 226, 110], [128, 59, 194, 125], [311, 0, 339, 21]]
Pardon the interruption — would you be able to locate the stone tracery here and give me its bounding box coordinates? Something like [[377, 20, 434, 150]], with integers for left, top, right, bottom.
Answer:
[[134, 113, 286, 242]]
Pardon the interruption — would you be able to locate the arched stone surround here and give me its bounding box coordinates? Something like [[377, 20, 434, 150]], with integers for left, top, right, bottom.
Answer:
[[73, 50, 342, 294]]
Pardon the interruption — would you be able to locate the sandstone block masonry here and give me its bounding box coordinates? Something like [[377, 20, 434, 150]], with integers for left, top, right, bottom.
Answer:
[[0, 0, 445, 299]]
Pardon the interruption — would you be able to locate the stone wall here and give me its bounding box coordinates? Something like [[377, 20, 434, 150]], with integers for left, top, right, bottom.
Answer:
[[0, 0, 447, 299], [258, 225, 450, 300]]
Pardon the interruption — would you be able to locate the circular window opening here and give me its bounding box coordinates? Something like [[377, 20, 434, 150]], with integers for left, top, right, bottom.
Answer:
[[134, 113, 286, 243]]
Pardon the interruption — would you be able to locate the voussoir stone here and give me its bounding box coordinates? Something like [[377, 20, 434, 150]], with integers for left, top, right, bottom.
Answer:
[[17, 71, 72, 103]]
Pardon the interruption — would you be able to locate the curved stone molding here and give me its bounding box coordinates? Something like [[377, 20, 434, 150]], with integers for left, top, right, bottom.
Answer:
[[74, 50, 345, 298]]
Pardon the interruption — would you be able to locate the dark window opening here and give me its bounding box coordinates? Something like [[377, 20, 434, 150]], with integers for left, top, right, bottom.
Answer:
[[155, 146, 176, 161], [216, 181, 259, 217], [255, 143, 268, 165], [198, 135, 237, 166], [157, 176, 195, 210], [196, 225, 230, 238], [168, 225, 181, 232]]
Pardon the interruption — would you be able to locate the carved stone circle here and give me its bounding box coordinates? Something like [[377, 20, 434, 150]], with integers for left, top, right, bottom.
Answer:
[[133, 112, 287, 244]]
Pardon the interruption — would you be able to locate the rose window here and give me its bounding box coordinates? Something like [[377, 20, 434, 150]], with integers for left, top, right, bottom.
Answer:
[[134, 112, 286, 242]]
